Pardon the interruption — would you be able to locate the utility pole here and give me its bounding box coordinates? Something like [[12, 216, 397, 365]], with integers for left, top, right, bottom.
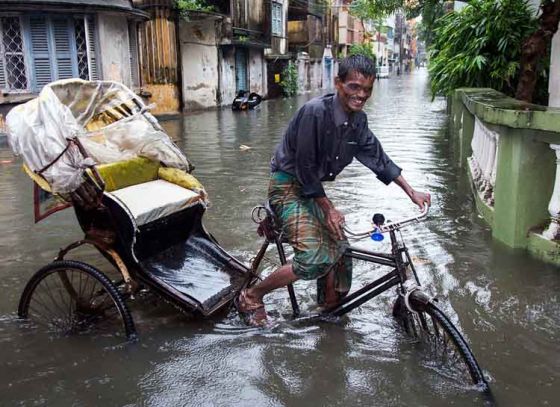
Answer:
[[396, 10, 403, 75]]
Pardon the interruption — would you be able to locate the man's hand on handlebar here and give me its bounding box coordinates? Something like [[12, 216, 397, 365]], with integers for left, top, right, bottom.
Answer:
[[409, 189, 431, 210], [393, 175, 431, 211]]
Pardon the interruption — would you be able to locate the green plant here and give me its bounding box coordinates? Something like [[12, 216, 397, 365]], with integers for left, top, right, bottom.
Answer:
[[348, 43, 377, 65], [175, 0, 215, 13], [280, 61, 299, 97], [428, 0, 540, 99]]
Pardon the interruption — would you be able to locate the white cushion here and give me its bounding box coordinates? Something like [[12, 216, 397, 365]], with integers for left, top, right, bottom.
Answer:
[[108, 179, 202, 225]]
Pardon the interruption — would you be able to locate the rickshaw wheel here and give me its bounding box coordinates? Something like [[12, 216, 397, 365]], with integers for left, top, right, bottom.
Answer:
[[18, 260, 136, 340]]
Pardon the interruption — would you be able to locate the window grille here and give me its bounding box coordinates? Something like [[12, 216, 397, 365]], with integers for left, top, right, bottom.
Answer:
[[272, 2, 283, 37], [74, 18, 89, 80], [0, 17, 28, 92]]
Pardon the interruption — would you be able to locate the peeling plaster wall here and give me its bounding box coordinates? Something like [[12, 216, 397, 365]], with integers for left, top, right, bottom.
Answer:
[[296, 54, 324, 93], [248, 49, 265, 95], [179, 20, 219, 110], [219, 47, 236, 106], [310, 60, 322, 90], [97, 14, 132, 86]]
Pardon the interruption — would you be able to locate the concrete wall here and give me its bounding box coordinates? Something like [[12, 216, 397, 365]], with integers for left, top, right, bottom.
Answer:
[[295, 53, 324, 93], [97, 14, 132, 87], [248, 48, 265, 95], [310, 60, 322, 90], [219, 47, 236, 106], [550, 31, 560, 108], [179, 20, 219, 110], [450, 88, 560, 265]]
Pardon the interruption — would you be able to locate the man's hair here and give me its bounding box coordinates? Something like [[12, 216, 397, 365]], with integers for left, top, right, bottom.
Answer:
[[338, 55, 376, 81]]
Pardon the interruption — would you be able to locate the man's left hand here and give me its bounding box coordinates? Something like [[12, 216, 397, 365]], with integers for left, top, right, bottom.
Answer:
[[410, 190, 431, 210]]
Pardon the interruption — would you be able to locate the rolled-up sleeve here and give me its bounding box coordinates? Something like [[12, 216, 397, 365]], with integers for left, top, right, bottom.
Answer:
[[355, 125, 402, 185], [294, 111, 326, 198]]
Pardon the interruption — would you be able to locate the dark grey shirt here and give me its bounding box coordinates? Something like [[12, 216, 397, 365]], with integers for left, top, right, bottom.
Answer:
[[271, 93, 402, 198]]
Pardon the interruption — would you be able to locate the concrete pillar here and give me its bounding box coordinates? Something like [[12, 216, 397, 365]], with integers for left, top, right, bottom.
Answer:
[[543, 144, 560, 239], [493, 129, 555, 248], [549, 30, 560, 108], [296, 52, 309, 93]]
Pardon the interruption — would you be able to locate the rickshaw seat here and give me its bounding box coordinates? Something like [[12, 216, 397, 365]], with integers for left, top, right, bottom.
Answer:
[[108, 179, 202, 226], [95, 157, 206, 226], [96, 157, 160, 192]]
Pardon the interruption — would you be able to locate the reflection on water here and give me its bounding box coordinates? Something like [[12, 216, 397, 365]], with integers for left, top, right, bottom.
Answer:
[[0, 70, 559, 406]]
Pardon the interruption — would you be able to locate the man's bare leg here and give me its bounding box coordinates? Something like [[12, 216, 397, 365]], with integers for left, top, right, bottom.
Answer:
[[323, 269, 338, 306], [244, 263, 298, 305]]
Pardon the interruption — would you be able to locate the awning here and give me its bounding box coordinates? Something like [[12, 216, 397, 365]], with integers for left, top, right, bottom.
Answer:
[[0, 0, 149, 20]]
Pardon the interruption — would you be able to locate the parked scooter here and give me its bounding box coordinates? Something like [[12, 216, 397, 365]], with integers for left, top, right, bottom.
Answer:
[[232, 91, 262, 111]]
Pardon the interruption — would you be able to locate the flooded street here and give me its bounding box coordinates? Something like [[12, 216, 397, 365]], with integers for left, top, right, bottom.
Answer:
[[1, 70, 559, 406]]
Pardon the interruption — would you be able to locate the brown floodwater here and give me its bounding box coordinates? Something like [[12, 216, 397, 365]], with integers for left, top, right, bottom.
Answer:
[[0, 70, 558, 406]]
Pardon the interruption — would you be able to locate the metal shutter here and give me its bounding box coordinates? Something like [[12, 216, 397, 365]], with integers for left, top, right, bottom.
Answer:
[[0, 57, 5, 90], [0, 19, 5, 89], [52, 18, 76, 79], [235, 48, 248, 92], [29, 17, 53, 90]]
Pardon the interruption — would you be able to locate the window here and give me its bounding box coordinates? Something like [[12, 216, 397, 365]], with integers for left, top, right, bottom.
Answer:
[[0, 14, 98, 94], [0, 17, 28, 92], [272, 2, 283, 37]]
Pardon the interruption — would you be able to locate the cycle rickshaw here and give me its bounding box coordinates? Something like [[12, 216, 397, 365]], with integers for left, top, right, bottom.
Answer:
[[6, 79, 489, 392]]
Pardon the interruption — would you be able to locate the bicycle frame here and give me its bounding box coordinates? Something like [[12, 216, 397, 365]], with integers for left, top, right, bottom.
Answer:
[[249, 212, 421, 319]]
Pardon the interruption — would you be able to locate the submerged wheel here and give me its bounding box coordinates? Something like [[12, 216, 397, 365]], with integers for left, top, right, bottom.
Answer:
[[18, 260, 136, 340], [393, 295, 488, 390]]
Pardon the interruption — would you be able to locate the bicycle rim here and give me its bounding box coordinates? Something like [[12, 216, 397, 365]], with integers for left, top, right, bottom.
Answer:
[[394, 297, 488, 390]]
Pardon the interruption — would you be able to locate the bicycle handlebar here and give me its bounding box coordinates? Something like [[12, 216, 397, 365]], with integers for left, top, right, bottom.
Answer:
[[343, 203, 430, 238]]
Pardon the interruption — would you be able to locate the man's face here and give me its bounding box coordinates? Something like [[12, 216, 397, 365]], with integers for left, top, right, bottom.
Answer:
[[335, 70, 375, 112]]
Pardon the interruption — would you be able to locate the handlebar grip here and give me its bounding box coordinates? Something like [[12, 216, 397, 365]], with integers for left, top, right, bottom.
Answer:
[[372, 213, 385, 226]]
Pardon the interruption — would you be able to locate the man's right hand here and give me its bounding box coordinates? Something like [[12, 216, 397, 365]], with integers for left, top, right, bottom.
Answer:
[[316, 197, 346, 240]]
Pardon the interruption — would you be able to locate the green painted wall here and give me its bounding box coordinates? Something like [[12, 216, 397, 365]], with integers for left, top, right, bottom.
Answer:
[[451, 88, 560, 265], [492, 128, 555, 248]]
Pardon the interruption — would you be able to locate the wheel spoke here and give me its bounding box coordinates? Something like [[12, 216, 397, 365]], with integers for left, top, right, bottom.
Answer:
[[20, 261, 135, 339], [394, 297, 486, 387], [41, 276, 70, 318]]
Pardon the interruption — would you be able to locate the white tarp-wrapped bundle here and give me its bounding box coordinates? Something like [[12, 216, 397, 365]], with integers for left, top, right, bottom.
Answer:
[[6, 79, 190, 193]]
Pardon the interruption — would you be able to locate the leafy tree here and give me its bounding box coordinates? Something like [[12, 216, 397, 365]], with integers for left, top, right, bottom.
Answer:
[[350, 0, 560, 102], [350, 0, 423, 19], [348, 43, 377, 64], [175, 0, 215, 13], [428, 0, 539, 99]]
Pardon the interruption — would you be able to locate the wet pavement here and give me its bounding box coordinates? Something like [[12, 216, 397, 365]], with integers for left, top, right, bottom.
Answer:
[[0, 69, 559, 406]]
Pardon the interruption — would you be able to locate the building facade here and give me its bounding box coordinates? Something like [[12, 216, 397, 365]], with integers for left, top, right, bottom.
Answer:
[[265, 0, 289, 99], [0, 0, 146, 125], [1, 0, 408, 119], [178, 0, 272, 110], [287, 0, 328, 93]]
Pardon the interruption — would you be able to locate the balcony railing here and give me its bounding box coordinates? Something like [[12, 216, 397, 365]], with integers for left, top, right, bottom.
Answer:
[[468, 117, 499, 207]]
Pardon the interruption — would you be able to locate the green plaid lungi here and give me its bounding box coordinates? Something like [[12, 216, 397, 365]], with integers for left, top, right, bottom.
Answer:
[[268, 171, 352, 304]]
